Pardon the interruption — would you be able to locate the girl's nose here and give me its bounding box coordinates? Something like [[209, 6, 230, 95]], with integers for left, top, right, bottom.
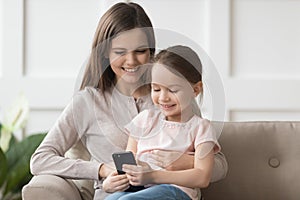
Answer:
[[159, 91, 170, 101]]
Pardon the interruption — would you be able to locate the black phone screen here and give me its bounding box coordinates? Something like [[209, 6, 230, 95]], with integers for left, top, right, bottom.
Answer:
[[112, 151, 137, 174]]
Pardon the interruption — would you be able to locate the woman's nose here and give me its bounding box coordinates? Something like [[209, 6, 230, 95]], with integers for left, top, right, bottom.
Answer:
[[125, 51, 137, 66]]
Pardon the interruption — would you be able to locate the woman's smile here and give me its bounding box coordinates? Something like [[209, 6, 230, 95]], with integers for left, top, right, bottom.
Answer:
[[122, 66, 139, 73]]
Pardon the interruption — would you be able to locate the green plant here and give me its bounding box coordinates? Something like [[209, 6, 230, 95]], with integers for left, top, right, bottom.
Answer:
[[0, 94, 46, 200], [0, 128, 46, 200]]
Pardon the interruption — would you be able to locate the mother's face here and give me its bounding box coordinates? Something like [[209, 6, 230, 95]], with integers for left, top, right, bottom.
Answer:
[[109, 28, 151, 84]]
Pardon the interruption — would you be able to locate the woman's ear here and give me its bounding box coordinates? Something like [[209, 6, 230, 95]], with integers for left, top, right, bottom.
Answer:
[[104, 44, 110, 58], [193, 81, 203, 97], [104, 50, 109, 58]]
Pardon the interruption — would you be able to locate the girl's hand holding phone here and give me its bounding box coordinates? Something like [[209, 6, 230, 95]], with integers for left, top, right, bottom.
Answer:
[[122, 160, 153, 186]]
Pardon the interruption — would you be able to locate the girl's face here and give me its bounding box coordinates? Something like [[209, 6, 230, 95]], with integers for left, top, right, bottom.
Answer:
[[151, 64, 201, 122], [109, 28, 150, 84]]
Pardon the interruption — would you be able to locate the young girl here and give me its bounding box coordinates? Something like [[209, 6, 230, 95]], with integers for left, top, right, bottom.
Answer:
[[105, 45, 220, 200], [30, 2, 226, 199]]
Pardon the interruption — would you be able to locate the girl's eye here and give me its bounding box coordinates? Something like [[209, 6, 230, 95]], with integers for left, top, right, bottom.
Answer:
[[152, 88, 160, 92], [169, 89, 178, 93]]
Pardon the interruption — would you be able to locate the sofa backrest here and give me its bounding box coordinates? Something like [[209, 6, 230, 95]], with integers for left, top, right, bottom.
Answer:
[[202, 121, 300, 200]]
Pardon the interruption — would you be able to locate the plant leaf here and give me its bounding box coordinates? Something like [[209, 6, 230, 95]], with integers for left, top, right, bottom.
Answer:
[[4, 133, 46, 195], [8, 135, 17, 151], [0, 123, 17, 153], [0, 128, 12, 152], [3, 93, 29, 133], [2, 191, 22, 200], [0, 147, 7, 187]]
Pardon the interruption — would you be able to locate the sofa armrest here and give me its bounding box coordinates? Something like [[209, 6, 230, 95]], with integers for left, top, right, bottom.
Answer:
[[22, 175, 82, 200]]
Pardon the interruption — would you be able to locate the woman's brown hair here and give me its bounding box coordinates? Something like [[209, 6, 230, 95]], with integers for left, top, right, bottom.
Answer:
[[80, 2, 155, 91]]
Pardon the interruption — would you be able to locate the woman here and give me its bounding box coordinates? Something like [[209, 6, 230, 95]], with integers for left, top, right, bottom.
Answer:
[[30, 2, 227, 199]]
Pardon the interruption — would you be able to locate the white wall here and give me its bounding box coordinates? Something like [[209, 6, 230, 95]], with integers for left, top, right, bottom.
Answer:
[[0, 0, 299, 138]]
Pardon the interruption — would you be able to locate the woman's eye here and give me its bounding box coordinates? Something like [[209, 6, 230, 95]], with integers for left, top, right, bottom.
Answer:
[[152, 88, 160, 92], [114, 51, 125, 55], [135, 49, 147, 54]]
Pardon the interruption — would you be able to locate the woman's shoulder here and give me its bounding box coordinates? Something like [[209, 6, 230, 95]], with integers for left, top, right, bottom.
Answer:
[[69, 87, 109, 113], [78, 86, 103, 96], [74, 86, 109, 101]]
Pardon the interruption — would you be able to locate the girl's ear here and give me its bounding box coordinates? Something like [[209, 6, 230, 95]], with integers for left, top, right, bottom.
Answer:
[[193, 81, 203, 97]]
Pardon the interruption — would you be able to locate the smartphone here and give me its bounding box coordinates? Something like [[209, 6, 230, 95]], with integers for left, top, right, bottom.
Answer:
[[112, 151, 137, 174], [112, 151, 145, 192]]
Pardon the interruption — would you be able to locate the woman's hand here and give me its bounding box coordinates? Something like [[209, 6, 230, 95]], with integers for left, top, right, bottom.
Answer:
[[122, 161, 153, 186], [99, 163, 114, 178], [102, 171, 130, 193], [149, 150, 194, 171]]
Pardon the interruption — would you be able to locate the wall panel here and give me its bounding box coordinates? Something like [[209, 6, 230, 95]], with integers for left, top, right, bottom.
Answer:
[[207, 0, 300, 121], [132, 0, 207, 49], [24, 0, 102, 77], [231, 0, 300, 78]]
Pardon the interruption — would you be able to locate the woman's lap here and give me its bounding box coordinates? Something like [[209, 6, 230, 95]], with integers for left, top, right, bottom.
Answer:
[[104, 184, 191, 200]]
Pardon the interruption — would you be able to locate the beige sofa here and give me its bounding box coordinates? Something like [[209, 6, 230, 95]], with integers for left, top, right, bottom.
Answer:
[[22, 121, 300, 200]]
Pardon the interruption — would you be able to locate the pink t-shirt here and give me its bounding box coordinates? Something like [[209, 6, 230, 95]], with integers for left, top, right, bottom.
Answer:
[[125, 109, 220, 200]]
